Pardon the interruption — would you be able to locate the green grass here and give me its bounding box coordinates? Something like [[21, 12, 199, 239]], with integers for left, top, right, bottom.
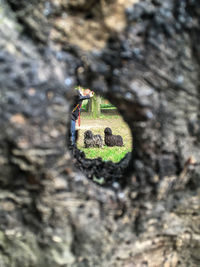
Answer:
[[100, 104, 116, 109], [79, 146, 131, 163], [82, 103, 116, 110]]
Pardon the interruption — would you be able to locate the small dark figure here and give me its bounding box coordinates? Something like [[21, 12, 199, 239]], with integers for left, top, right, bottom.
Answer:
[[104, 127, 124, 147], [84, 130, 103, 148]]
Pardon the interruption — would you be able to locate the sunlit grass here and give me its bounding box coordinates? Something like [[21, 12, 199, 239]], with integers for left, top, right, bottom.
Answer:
[[80, 146, 131, 162]]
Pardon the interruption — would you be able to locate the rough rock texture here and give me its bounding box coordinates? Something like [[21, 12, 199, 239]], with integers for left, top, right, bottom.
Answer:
[[0, 0, 200, 266]]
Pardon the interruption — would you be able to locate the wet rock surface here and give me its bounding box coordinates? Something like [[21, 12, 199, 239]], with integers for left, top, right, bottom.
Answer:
[[0, 0, 200, 266]]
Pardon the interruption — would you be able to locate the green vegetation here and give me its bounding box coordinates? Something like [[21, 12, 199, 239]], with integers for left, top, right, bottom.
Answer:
[[100, 103, 116, 109], [101, 107, 116, 110], [82, 103, 116, 111], [80, 146, 131, 162]]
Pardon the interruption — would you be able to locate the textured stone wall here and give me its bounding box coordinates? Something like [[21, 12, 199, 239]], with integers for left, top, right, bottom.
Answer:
[[0, 0, 200, 266]]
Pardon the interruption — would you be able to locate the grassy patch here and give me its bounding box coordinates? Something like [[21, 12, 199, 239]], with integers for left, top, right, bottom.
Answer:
[[79, 146, 131, 163]]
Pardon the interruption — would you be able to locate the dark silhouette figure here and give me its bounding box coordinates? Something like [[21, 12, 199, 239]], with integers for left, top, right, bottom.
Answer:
[[84, 130, 103, 148], [104, 127, 123, 147]]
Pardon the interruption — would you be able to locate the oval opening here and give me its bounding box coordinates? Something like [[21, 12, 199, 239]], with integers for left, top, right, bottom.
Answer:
[[67, 86, 133, 187]]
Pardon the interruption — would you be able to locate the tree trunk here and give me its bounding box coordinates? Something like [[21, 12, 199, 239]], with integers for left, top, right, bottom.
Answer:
[[87, 95, 101, 117], [0, 0, 200, 266], [89, 94, 101, 118]]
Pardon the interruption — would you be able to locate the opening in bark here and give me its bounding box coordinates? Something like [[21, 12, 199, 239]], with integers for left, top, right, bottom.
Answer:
[[67, 88, 133, 188]]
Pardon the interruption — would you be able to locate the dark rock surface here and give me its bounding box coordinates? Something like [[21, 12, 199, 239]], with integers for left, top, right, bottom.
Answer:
[[71, 147, 132, 187], [0, 0, 200, 266]]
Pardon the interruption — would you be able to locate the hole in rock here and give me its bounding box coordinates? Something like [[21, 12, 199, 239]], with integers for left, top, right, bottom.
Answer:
[[67, 87, 133, 188]]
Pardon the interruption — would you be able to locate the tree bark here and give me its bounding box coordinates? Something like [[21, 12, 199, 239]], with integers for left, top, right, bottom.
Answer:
[[89, 94, 101, 118], [0, 0, 200, 266]]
